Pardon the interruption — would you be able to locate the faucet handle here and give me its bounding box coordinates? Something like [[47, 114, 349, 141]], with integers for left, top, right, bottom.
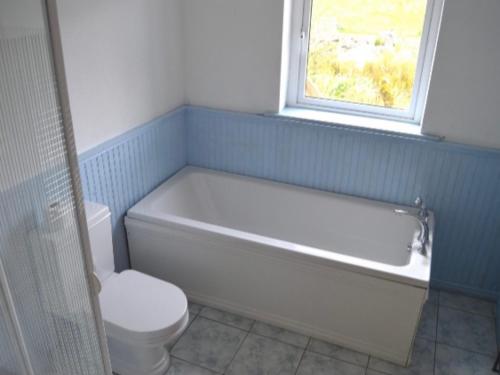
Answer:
[[414, 196, 423, 208], [415, 196, 429, 219]]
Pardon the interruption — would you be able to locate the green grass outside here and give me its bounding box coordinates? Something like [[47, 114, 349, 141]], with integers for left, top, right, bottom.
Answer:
[[306, 0, 427, 109]]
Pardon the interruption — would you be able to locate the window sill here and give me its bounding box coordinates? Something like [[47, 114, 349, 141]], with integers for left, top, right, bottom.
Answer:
[[273, 107, 443, 141]]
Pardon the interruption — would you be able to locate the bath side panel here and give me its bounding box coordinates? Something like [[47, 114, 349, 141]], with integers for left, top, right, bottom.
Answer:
[[126, 218, 426, 366]]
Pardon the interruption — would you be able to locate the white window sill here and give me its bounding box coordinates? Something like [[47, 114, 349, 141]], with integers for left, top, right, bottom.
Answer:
[[272, 107, 443, 141]]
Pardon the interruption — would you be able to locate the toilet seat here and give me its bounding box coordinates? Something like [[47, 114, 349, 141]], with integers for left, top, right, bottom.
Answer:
[[99, 270, 188, 345]]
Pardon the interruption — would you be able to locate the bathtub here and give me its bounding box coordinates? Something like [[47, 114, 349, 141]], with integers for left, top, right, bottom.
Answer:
[[125, 166, 433, 366]]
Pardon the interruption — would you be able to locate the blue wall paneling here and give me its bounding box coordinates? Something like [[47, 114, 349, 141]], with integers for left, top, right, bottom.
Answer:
[[79, 108, 187, 271], [78, 105, 500, 300]]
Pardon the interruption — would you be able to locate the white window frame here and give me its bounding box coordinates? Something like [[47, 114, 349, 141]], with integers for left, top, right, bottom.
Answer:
[[287, 0, 445, 125]]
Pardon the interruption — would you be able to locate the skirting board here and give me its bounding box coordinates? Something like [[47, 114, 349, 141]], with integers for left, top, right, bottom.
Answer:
[[430, 279, 499, 302]]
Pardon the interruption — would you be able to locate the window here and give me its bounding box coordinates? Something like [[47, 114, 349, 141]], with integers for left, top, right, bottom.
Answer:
[[288, 0, 444, 124]]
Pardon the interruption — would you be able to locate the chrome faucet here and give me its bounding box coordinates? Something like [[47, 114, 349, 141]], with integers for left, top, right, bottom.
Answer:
[[394, 197, 430, 256]]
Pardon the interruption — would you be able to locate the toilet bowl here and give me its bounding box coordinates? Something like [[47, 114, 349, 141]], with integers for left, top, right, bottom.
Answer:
[[85, 201, 189, 375]]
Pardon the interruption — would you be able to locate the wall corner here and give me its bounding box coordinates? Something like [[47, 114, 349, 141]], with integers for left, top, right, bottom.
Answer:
[[278, 0, 293, 112]]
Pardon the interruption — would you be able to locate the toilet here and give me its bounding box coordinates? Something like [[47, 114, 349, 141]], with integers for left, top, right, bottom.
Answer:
[[84, 201, 189, 375]]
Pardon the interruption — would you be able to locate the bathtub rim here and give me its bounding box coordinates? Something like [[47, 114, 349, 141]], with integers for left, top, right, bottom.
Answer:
[[126, 166, 433, 289]]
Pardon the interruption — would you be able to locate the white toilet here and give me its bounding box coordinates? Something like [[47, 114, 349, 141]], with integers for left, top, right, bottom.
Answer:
[[84, 201, 189, 375]]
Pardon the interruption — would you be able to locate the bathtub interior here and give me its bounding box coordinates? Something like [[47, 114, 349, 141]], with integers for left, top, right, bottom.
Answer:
[[134, 168, 420, 267]]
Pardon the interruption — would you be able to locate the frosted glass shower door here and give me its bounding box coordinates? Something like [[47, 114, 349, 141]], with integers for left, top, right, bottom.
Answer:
[[0, 0, 112, 374]]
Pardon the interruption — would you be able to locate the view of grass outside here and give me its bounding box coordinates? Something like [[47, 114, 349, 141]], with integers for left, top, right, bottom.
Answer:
[[306, 0, 428, 110]]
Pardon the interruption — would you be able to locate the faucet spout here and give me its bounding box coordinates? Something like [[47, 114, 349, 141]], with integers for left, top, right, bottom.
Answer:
[[416, 217, 429, 255], [394, 197, 430, 256]]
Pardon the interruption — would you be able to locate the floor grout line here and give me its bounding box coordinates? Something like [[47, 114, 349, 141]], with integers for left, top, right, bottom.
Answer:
[[170, 311, 200, 350], [293, 337, 310, 375], [222, 322, 253, 375], [247, 331, 311, 350], [437, 290, 496, 318], [248, 319, 256, 332], [438, 304, 496, 318], [195, 315, 254, 333], [305, 345, 371, 369], [433, 301, 439, 375], [170, 355, 223, 374], [433, 339, 438, 375], [434, 341, 498, 357], [194, 312, 312, 350], [197, 304, 258, 325], [303, 347, 372, 371]]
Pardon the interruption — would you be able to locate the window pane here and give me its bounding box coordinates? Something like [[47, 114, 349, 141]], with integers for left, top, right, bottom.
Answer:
[[306, 0, 428, 110]]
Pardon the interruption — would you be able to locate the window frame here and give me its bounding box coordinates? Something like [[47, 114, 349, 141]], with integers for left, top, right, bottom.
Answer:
[[287, 0, 445, 125]]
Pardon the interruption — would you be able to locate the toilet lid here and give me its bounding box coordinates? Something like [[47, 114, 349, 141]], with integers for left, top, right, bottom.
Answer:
[[99, 270, 188, 343]]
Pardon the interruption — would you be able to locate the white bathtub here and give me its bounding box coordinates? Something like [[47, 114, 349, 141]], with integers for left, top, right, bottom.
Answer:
[[125, 166, 433, 366]]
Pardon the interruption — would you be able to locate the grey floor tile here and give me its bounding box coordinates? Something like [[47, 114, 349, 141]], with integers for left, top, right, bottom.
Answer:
[[416, 302, 437, 340], [168, 314, 197, 350], [296, 351, 365, 375], [368, 337, 435, 375], [171, 317, 246, 372], [308, 338, 369, 367], [366, 371, 387, 375], [226, 333, 303, 375], [250, 321, 309, 348], [167, 358, 219, 375], [427, 289, 439, 305], [189, 302, 204, 315], [437, 306, 497, 355], [439, 291, 495, 317], [435, 343, 496, 375], [199, 307, 254, 331]]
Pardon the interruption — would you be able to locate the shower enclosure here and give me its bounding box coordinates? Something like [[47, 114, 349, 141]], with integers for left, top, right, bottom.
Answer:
[[0, 0, 112, 374]]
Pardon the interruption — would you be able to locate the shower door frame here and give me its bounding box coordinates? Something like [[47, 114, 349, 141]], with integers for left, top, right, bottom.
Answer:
[[42, 0, 113, 373]]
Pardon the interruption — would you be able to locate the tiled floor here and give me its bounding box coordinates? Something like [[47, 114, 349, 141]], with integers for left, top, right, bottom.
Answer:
[[166, 290, 498, 375]]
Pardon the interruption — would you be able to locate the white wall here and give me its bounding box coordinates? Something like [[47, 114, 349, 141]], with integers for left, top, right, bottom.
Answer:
[[422, 0, 500, 149], [182, 0, 288, 114], [57, 0, 184, 153], [182, 0, 500, 150], [57, 0, 500, 151]]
